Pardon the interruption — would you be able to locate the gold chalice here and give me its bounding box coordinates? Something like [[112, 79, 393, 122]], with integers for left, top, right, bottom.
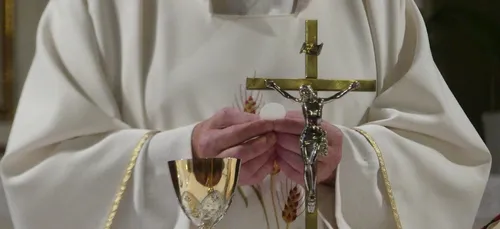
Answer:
[[168, 158, 241, 229]]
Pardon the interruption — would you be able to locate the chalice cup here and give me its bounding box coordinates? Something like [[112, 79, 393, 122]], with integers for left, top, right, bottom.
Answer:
[[168, 158, 241, 229]]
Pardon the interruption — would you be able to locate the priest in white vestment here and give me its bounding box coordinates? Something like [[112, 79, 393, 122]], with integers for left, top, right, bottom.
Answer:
[[0, 0, 492, 229]]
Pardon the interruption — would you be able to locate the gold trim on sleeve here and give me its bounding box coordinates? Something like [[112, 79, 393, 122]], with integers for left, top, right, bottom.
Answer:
[[353, 128, 403, 229], [104, 131, 160, 229]]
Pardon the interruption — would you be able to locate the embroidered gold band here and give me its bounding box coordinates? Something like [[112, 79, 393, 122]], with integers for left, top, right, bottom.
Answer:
[[104, 131, 160, 229], [353, 128, 402, 229]]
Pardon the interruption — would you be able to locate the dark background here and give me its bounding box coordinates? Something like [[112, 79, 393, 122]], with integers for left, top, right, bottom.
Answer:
[[425, 0, 500, 174], [426, 0, 500, 138]]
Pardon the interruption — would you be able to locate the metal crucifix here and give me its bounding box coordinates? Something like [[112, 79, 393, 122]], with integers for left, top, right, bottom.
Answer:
[[245, 20, 376, 229]]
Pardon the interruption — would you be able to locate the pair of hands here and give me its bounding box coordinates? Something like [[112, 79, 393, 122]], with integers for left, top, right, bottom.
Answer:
[[191, 108, 342, 186]]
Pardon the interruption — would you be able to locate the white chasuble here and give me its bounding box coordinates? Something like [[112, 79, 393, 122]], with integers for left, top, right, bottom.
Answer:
[[0, 0, 491, 229]]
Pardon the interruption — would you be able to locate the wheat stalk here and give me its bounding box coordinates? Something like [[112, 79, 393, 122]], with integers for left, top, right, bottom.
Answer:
[[277, 178, 305, 227], [234, 84, 269, 227], [270, 161, 281, 229], [234, 83, 263, 114]]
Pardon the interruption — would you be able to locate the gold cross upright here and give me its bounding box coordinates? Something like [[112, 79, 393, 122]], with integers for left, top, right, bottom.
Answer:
[[302, 19, 322, 79], [246, 20, 377, 92]]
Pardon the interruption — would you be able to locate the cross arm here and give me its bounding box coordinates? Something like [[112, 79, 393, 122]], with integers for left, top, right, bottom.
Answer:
[[246, 78, 376, 92]]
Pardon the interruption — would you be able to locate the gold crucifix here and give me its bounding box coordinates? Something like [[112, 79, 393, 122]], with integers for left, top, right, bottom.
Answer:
[[246, 20, 376, 92]]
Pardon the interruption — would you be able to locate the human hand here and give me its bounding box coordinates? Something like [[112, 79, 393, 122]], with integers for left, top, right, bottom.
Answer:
[[192, 108, 277, 186], [273, 111, 342, 185]]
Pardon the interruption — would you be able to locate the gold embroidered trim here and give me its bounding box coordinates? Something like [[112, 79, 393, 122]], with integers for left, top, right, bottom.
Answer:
[[353, 128, 403, 229], [104, 131, 159, 229]]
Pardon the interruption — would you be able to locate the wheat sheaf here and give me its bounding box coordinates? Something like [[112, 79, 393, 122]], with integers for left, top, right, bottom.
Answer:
[[234, 83, 272, 228], [234, 84, 263, 114], [277, 178, 305, 229]]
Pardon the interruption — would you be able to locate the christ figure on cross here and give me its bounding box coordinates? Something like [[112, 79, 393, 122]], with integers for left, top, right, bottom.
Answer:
[[265, 79, 360, 212]]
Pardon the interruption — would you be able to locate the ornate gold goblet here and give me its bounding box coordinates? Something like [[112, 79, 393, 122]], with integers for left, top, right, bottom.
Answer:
[[168, 158, 241, 229]]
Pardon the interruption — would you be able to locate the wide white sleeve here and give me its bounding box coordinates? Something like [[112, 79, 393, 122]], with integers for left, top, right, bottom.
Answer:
[[334, 1, 491, 229], [0, 1, 192, 229]]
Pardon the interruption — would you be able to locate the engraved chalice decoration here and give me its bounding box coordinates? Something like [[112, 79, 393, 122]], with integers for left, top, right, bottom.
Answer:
[[168, 158, 241, 229]]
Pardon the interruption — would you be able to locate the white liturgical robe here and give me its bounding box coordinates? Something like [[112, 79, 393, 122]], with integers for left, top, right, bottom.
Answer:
[[0, 0, 492, 229]]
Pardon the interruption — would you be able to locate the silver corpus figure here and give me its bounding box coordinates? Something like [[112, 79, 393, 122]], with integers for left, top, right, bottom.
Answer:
[[265, 79, 360, 213]]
